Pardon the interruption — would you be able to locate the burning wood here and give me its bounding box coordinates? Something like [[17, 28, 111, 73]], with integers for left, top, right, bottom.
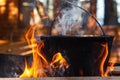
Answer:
[[19, 21, 69, 78], [0, 0, 115, 78]]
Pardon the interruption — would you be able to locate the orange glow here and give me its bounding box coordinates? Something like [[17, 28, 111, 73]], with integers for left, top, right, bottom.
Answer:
[[99, 43, 115, 77], [0, 0, 6, 14], [0, 0, 6, 5], [86, 16, 96, 29], [103, 59, 116, 77], [20, 22, 69, 78], [20, 60, 31, 78], [0, 6, 6, 14], [20, 24, 49, 77], [50, 52, 69, 69], [8, 2, 18, 21], [99, 43, 108, 77]]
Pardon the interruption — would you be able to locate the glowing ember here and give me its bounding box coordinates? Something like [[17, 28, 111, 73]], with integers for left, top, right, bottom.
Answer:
[[19, 24, 69, 78]]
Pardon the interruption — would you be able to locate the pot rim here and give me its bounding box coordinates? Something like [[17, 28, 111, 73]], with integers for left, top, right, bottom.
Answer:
[[38, 35, 114, 38]]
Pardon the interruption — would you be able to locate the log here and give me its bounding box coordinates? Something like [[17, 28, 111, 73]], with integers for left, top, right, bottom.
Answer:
[[0, 41, 31, 55]]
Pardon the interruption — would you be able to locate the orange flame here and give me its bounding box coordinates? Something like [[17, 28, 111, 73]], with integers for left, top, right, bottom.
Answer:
[[104, 62, 115, 77], [99, 43, 108, 77], [19, 24, 69, 78], [50, 52, 69, 69], [99, 43, 115, 77], [20, 24, 48, 78]]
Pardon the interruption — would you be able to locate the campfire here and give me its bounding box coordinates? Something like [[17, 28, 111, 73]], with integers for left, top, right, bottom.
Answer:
[[18, 23, 113, 77], [19, 25, 69, 77], [0, 0, 115, 78]]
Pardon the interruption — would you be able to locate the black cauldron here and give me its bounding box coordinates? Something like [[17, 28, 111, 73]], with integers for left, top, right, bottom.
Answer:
[[40, 35, 114, 76]]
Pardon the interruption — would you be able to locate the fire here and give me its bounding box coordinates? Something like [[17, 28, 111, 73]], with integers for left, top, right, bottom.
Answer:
[[100, 43, 115, 77], [99, 43, 108, 77], [19, 0, 69, 77], [20, 59, 31, 77], [103, 55, 116, 77], [50, 52, 69, 69], [19, 24, 69, 78]]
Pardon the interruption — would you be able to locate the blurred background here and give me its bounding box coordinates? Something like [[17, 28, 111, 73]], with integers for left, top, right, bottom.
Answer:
[[0, 0, 120, 64]]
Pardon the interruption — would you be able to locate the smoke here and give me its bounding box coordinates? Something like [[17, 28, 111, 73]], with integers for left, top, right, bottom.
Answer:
[[53, 1, 84, 36]]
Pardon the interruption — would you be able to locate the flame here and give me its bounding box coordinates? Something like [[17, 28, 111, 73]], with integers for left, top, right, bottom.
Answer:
[[50, 52, 69, 69], [99, 43, 115, 77], [20, 24, 49, 78], [104, 62, 115, 77], [19, 2, 69, 77], [19, 23, 69, 78], [20, 59, 31, 78], [103, 56, 116, 77], [99, 43, 108, 77]]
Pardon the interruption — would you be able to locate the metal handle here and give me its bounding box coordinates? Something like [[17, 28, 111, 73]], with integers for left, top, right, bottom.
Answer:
[[64, 0, 106, 36]]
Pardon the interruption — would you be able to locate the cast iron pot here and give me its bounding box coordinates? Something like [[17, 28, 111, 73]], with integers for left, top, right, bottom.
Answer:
[[40, 35, 114, 76]]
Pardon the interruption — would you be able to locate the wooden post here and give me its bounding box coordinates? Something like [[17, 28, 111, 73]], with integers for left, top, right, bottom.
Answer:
[[104, 0, 118, 25]]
